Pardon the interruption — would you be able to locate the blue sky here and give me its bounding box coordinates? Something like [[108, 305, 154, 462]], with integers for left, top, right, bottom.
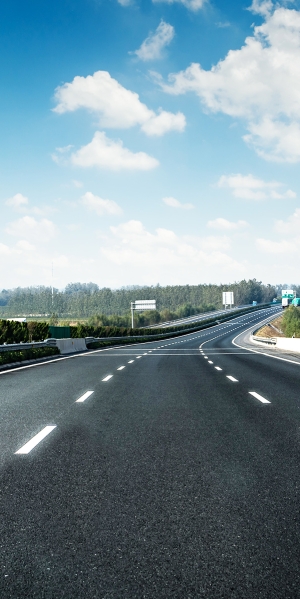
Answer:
[[1, 0, 300, 289]]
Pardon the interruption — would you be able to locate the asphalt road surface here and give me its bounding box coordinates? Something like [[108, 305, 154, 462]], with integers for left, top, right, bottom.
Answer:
[[1, 306, 300, 598]]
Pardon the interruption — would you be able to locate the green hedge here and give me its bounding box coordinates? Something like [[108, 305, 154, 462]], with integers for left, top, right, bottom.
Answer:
[[0, 319, 49, 344], [0, 346, 59, 366]]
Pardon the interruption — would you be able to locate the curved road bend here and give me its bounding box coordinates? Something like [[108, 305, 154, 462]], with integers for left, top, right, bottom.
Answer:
[[1, 306, 300, 598]]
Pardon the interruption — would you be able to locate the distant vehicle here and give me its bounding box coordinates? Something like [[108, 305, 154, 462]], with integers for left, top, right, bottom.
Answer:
[[282, 298, 290, 308], [252, 301, 257, 306]]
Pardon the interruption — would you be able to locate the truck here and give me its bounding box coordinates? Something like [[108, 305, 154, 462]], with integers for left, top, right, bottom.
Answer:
[[282, 298, 290, 308]]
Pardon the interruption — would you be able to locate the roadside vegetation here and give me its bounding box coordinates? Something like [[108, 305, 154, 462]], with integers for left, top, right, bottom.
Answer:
[[281, 306, 300, 338], [0, 346, 59, 366], [0, 279, 278, 320]]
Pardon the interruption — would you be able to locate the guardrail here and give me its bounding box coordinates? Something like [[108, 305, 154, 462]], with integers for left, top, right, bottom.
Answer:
[[0, 304, 273, 353], [250, 334, 277, 346]]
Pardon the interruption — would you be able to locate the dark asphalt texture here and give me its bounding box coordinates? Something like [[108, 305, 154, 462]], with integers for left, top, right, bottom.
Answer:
[[1, 307, 300, 598]]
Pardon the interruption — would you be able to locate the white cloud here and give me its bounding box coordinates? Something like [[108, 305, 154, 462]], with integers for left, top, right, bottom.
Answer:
[[81, 192, 123, 216], [274, 208, 300, 235], [161, 4, 300, 161], [217, 174, 296, 200], [152, 0, 207, 11], [70, 131, 159, 170], [133, 21, 175, 61], [0, 243, 11, 256], [53, 70, 185, 136], [5, 216, 56, 243], [100, 220, 244, 282], [5, 193, 29, 209], [249, 0, 273, 17], [256, 207, 300, 254], [207, 218, 248, 230], [256, 238, 297, 253], [117, 0, 132, 5], [163, 196, 194, 209]]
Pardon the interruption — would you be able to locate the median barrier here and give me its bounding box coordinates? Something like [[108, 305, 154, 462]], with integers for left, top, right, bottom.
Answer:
[[54, 338, 87, 354]]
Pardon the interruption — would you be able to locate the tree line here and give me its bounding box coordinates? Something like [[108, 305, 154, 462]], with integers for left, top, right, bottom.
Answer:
[[0, 279, 289, 319]]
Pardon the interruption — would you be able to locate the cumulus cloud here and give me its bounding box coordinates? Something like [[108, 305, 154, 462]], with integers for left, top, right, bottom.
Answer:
[[81, 192, 123, 216], [152, 0, 207, 11], [133, 21, 175, 61], [53, 70, 185, 137], [5, 216, 56, 243], [100, 220, 244, 281], [160, 3, 300, 161], [207, 218, 248, 230], [5, 193, 29, 209], [69, 131, 159, 170], [163, 196, 194, 209], [256, 207, 300, 254], [249, 0, 273, 17], [217, 174, 296, 200], [274, 208, 300, 235]]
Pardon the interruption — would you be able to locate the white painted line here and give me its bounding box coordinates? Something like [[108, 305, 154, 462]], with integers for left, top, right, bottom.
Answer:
[[117, 366, 125, 370], [102, 375, 113, 381], [215, 366, 222, 371], [128, 360, 134, 363], [249, 391, 271, 404], [226, 376, 238, 382], [136, 356, 142, 359], [76, 391, 94, 403], [204, 357, 208, 359], [143, 353, 148, 355], [208, 361, 213, 364], [15, 426, 56, 454]]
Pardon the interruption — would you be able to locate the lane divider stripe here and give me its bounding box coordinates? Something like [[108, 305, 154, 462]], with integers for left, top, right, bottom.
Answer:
[[76, 391, 94, 403], [102, 375, 113, 381], [226, 376, 238, 382], [249, 391, 271, 404], [15, 426, 56, 455]]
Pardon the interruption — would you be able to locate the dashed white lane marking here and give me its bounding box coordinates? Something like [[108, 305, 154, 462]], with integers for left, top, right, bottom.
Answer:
[[117, 366, 125, 370], [208, 361, 213, 364], [136, 356, 142, 359], [143, 353, 148, 355], [128, 360, 134, 363], [226, 376, 238, 382], [102, 375, 113, 381], [215, 366, 222, 371], [76, 391, 94, 403], [204, 357, 208, 359], [249, 391, 271, 404], [15, 426, 56, 455]]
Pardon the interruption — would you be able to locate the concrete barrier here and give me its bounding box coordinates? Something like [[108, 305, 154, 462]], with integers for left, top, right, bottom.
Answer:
[[251, 334, 300, 354], [275, 338, 300, 353], [55, 338, 87, 354]]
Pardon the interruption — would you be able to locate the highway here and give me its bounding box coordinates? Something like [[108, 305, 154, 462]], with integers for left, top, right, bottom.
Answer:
[[1, 305, 300, 598]]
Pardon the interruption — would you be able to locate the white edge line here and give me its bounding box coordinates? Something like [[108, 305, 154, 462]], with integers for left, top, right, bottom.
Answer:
[[15, 426, 56, 454], [232, 318, 300, 367]]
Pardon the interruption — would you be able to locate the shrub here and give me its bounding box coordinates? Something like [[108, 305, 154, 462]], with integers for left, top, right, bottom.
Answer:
[[281, 306, 300, 338]]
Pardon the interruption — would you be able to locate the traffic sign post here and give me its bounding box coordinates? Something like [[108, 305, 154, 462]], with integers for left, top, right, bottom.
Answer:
[[130, 300, 156, 328], [222, 292, 234, 309]]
